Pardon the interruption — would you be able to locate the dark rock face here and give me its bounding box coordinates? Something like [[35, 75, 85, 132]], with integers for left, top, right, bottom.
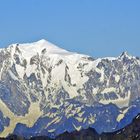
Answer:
[[55, 113, 140, 140], [2, 113, 140, 140], [56, 128, 99, 140], [0, 110, 10, 132], [4, 135, 25, 140]]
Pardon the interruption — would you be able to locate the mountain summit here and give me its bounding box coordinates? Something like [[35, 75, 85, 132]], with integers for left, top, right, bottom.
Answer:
[[9, 39, 76, 58], [0, 40, 140, 138]]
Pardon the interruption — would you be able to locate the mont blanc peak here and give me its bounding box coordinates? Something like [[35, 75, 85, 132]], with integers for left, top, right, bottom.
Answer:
[[0, 40, 140, 138], [7, 39, 90, 65], [11, 39, 74, 57]]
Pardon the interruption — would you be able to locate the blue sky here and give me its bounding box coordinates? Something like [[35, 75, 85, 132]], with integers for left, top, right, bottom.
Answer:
[[0, 0, 140, 58]]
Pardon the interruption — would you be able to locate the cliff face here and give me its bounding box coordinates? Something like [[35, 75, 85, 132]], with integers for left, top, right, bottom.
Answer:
[[56, 113, 140, 140], [0, 40, 140, 137], [3, 113, 140, 140]]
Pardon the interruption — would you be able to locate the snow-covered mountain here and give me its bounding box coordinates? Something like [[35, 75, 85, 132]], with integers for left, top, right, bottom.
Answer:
[[0, 39, 140, 138]]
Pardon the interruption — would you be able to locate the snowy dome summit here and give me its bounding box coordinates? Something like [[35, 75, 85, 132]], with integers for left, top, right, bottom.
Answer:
[[17, 39, 73, 55], [0, 39, 140, 138], [9, 39, 74, 58], [8, 39, 90, 65]]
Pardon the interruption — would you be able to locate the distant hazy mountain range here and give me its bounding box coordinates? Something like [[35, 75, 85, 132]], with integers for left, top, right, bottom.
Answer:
[[0, 39, 140, 138]]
